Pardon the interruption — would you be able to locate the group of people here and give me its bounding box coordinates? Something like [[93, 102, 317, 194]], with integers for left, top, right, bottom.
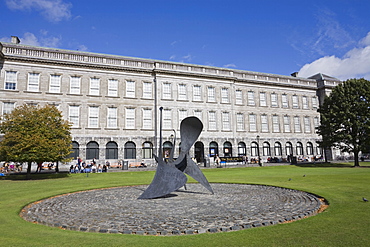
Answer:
[[1, 162, 22, 173], [69, 158, 109, 173]]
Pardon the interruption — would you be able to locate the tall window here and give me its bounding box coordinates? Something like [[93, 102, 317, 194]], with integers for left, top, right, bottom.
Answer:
[[282, 94, 288, 108], [263, 142, 271, 156], [107, 107, 117, 128], [272, 115, 280, 132], [207, 86, 215, 102], [28, 73, 40, 92], [125, 108, 135, 129], [88, 106, 99, 128], [142, 142, 153, 159], [70, 76, 80, 94], [235, 90, 243, 105], [193, 110, 202, 121], [259, 92, 267, 106], [296, 142, 304, 155], [236, 113, 244, 131], [249, 114, 257, 132], [302, 96, 308, 109], [261, 114, 269, 132], [163, 109, 172, 129], [3, 102, 15, 115], [222, 112, 230, 130], [124, 142, 136, 159], [108, 79, 118, 97], [69, 105, 80, 128], [86, 141, 99, 159], [143, 82, 152, 99], [285, 142, 293, 156], [106, 141, 118, 159], [292, 95, 299, 108], [5, 71, 17, 90], [163, 83, 172, 99], [126, 80, 135, 98], [193, 85, 201, 101], [274, 142, 282, 156], [307, 142, 314, 155], [314, 117, 320, 129], [208, 111, 216, 130], [294, 116, 301, 132], [142, 109, 152, 129], [178, 84, 187, 100], [251, 142, 258, 156], [49, 74, 61, 93], [178, 110, 188, 127], [304, 116, 311, 133], [248, 91, 255, 105], [89, 78, 100, 95], [271, 93, 278, 107], [283, 115, 290, 132], [312, 96, 318, 108], [221, 88, 229, 103]]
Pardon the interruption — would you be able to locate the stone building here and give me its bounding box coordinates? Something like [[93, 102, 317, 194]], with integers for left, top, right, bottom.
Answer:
[[0, 36, 340, 166]]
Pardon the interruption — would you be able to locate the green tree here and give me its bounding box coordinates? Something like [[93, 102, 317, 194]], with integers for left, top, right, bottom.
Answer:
[[0, 104, 72, 178], [317, 78, 370, 166]]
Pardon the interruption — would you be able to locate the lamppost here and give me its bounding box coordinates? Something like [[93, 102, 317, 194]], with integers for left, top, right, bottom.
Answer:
[[256, 135, 261, 166]]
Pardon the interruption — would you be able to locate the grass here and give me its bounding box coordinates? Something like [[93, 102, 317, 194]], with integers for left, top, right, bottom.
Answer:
[[1, 163, 370, 247]]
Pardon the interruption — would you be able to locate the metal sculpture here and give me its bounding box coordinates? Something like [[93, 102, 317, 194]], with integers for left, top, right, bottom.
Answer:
[[138, 108, 214, 199]]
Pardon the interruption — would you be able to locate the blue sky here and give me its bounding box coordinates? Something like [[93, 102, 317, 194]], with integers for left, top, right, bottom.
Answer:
[[1, 0, 370, 80]]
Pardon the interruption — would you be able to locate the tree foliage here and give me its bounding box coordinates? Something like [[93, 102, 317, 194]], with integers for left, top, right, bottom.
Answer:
[[0, 104, 72, 176], [317, 78, 370, 166]]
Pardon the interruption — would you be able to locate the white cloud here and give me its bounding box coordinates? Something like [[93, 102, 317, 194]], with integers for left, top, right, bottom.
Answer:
[[0, 32, 62, 47], [5, 0, 72, 22], [223, 63, 236, 68], [298, 32, 370, 80]]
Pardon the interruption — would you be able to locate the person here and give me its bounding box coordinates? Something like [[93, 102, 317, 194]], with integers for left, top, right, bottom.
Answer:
[[97, 164, 102, 173], [102, 164, 107, 172], [215, 154, 221, 167], [36, 163, 42, 173]]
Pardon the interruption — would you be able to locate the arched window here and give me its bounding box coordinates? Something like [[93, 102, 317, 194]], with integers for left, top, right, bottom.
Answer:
[[223, 141, 232, 157], [142, 142, 153, 159], [106, 141, 118, 159], [251, 142, 258, 156], [124, 142, 136, 159], [306, 142, 314, 155], [86, 141, 99, 160], [70, 141, 79, 159], [162, 141, 173, 158], [209, 141, 218, 157], [274, 142, 282, 156], [263, 142, 271, 156], [285, 142, 293, 156], [296, 142, 304, 156], [238, 142, 246, 156]]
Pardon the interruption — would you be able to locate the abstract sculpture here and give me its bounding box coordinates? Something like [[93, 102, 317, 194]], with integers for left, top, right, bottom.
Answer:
[[138, 108, 214, 199]]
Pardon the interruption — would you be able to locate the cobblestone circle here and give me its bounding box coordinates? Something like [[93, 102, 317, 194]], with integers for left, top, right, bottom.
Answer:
[[21, 183, 324, 235]]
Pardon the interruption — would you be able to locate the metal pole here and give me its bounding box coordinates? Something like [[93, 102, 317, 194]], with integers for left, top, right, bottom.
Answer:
[[257, 135, 261, 166]]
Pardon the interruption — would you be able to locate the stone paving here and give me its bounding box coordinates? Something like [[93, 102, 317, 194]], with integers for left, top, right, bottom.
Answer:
[[21, 183, 324, 235]]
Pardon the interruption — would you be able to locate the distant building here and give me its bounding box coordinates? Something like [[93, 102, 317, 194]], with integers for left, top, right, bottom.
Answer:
[[0, 36, 340, 165]]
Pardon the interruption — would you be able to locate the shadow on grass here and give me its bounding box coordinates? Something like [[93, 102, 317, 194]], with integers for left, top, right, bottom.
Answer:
[[2, 172, 70, 180], [294, 162, 370, 168]]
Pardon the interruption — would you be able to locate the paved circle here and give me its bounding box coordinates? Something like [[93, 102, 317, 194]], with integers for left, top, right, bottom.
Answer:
[[21, 183, 324, 235]]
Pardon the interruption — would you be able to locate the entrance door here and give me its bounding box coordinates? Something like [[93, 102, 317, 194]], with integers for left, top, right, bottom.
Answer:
[[194, 141, 204, 163]]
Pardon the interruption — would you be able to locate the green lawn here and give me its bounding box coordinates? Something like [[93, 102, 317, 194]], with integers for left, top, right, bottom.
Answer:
[[1, 164, 370, 247]]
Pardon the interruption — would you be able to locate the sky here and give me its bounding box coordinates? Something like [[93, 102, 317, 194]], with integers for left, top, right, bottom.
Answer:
[[1, 0, 370, 81]]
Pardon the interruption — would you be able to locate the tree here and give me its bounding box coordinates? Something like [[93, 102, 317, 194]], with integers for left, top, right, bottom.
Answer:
[[0, 104, 72, 178], [317, 78, 370, 166]]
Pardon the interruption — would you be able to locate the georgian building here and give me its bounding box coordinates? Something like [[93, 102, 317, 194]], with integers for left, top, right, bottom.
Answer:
[[0, 36, 340, 165]]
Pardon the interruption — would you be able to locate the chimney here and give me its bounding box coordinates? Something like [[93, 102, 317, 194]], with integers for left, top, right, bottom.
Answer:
[[11, 36, 20, 44], [291, 72, 298, 77]]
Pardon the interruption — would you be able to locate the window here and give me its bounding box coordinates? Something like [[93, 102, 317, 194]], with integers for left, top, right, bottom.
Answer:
[[251, 142, 258, 156], [163, 83, 172, 99], [49, 75, 61, 93], [283, 115, 290, 132], [142, 142, 153, 159], [294, 116, 301, 132], [27, 73, 40, 92], [236, 113, 244, 131], [307, 142, 314, 155], [282, 94, 288, 108], [271, 93, 278, 107], [207, 86, 215, 102], [86, 141, 99, 159], [261, 115, 269, 132], [2, 102, 15, 115], [208, 111, 216, 130], [124, 142, 136, 159], [143, 82, 152, 99], [272, 115, 280, 132], [235, 90, 243, 105], [304, 116, 311, 133], [314, 117, 320, 129], [259, 92, 267, 106], [70, 141, 79, 159], [312, 96, 318, 108], [178, 84, 187, 100], [221, 88, 229, 103], [5, 71, 17, 90], [163, 109, 172, 129], [274, 142, 282, 156], [248, 91, 255, 105], [222, 112, 230, 130], [302, 96, 308, 109], [238, 142, 246, 156], [193, 85, 201, 101], [108, 79, 118, 97], [142, 109, 152, 129], [106, 141, 118, 159], [107, 107, 117, 128], [88, 106, 99, 128], [223, 142, 232, 157], [193, 110, 202, 121], [126, 80, 135, 98], [69, 105, 80, 127], [285, 142, 293, 156], [292, 95, 299, 108], [263, 142, 271, 156], [70, 76, 80, 94], [178, 109, 188, 127], [89, 78, 100, 95], [296, 142, 303, 156], [125, 108, 135, 129], [249, 114, 257, 132]]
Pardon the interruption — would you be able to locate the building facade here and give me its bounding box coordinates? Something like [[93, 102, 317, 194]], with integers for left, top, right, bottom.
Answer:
[[0, 37, 340, 165]]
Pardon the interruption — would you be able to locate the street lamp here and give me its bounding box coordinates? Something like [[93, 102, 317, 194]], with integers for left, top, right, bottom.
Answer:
[[256, 135, 261, 166]]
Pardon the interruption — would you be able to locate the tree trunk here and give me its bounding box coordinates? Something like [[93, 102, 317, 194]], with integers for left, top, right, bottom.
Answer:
[[55, 161, 59, 173], [26, 162, 32, 180], [354, 151, 360, 167]]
